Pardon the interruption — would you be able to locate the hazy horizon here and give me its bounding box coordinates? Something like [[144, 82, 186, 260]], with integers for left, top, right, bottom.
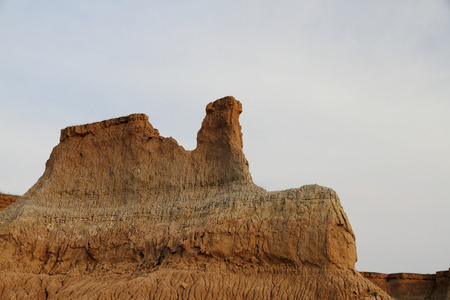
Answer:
[[1, 1, 449, 274]]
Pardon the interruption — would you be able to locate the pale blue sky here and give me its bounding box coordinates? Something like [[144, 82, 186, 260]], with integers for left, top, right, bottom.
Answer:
[[1, 0, 449, 274]]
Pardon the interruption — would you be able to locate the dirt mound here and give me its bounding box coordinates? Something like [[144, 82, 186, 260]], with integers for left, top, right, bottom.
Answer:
[[0, 96, 391, 299]]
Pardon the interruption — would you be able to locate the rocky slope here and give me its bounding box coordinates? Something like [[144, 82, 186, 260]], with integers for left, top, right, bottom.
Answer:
[[0, 96, 391, 299], [0, 193, 19, 211]]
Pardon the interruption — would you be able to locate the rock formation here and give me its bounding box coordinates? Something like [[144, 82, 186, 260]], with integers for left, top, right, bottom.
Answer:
[[362, 270, 450, 300], [0, 96, 391, 299], [0, 193, 19, 211]]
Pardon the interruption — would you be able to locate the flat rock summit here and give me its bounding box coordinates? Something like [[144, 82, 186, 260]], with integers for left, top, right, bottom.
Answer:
[[1, 96, 445, 299]]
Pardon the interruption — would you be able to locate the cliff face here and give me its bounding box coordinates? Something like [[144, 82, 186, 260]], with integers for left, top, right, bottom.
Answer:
[[0, 96, 391, 299], [362, 270, 450, 300]]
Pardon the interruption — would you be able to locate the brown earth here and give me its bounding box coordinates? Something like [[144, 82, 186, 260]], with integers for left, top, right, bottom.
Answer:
[[362, 270, 450, 300], [0, 96, 392, 299], [0, 193, 19, 211]]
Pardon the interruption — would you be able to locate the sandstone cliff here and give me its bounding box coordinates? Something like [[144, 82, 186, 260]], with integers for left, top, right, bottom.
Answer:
[[0, 193, 19, 211], [0, 96, 391, 299]]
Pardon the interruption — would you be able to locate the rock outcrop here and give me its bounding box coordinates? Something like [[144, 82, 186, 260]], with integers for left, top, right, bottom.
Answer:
[[0, 194, 19, 211], [0, 96, 391, 299], [362, 270, 450, 300]]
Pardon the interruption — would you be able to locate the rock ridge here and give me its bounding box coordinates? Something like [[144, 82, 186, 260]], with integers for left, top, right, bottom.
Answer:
[[60, 113, 152, 142], [362, 270, 450, 300]]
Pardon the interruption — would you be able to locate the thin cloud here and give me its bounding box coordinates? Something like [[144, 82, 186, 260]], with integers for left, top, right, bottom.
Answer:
[[0, 0, 449, 273]]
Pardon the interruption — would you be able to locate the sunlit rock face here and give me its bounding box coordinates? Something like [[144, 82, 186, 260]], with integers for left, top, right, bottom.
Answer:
[[0, 194, 19, 211], [0, 96, 391, 299]]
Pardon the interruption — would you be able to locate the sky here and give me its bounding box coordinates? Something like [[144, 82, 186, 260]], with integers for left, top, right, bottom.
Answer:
[[1, 0, 449, 274]]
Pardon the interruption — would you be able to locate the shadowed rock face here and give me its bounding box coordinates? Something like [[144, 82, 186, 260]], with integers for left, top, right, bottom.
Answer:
[[0, 96, 391, 299]]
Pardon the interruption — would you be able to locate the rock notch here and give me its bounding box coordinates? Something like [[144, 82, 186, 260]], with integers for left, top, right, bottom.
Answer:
[[0, 96, 391, 299]]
